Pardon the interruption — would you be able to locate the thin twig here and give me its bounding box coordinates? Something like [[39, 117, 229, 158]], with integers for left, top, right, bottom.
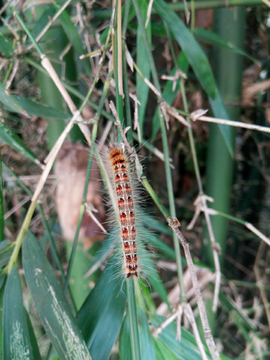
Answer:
[[25, 0, 73, 51], [167, 217, 220, 360], [254, 242, 270, 330], [191, 110, 270, 134]]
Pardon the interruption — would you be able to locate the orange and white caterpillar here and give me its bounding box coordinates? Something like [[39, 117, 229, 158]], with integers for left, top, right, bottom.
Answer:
[[99, 140, 156, 282], [107, 145, 139, 278], [105, 144, 140, 278]]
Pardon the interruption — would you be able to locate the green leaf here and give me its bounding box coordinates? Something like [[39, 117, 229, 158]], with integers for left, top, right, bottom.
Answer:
[[153, 0, 216, 99], [136, 0, 151, 139], [146, 260, 170, 310], [28, 7, 55, 41], [153, 337, 178, 360], [219, 290, 259, 334], [0, 240, 14, 268], [119, 314, 132, 359], [22, 231, 92, 360], [77, 255, 126, 360], [138, 307, 156, 360], [0, 34, 14, 57], [0, 83, 23, 113], [0, 152, 4, 242], [3, 266, 41, 360], [56, 7, 91, 76], [194, 28, 258, 64], [119, 307, 156, 360], [0, 269, 6, 290], [150, 314, 210, 360], [151, 51, 188, 141], [142, 226, 176, 260], [142, 213, 172, 236], [14, 96, 71, 120], [0, 279, 5, 356], [0, 121, 42, 167], [210, 89, 234, 157]]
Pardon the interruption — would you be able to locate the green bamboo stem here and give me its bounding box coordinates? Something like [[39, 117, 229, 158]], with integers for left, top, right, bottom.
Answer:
[[93, 0, 264, 19], [0, 150, 4, 241], [203, 6, 246, 269], [126, 279, 141, 360]]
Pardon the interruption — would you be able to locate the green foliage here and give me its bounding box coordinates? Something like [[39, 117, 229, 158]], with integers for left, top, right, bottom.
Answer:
[[0, 1, 269, 360]]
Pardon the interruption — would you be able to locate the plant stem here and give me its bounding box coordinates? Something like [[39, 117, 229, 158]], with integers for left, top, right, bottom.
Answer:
[[126, 279, 141, 360], [203, 6, 246, 269], [0, 150, 4, 242]]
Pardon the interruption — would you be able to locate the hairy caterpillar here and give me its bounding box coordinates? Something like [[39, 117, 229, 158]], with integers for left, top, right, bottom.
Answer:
[[101, 143, 153, 281], [108, 145, 138, 278]]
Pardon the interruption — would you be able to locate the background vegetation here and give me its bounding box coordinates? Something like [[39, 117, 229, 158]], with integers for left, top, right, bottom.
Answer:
[[0, 0, 270, 359]]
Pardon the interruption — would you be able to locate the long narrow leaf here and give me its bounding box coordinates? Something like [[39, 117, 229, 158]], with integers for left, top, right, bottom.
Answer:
[[194, 28, 258, 64], [3, 266, 41, 360], [14, 96, 71, 120], [0, 152, 4, 241], [153, 0, 216, 99], [0, 240, 14, 268], [0, 121, 42, 167], [56, 6, 91, 76], [22, 231, 92, 360], [0, 83, 23, 113], [150, 314, 209, 360], [77, 256, 126, 360]]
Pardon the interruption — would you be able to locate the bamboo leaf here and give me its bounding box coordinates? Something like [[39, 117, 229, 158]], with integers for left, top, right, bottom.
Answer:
[[150, 314, 210, 360], [0, 240, 14, 268], [194, 28, 258, 64], [0, 82, 23, 113], [210, 88, 234, 157], [56, 7, 91, 76], [0, 279, 5, 356], [153, 337, 178, 360], [0, 269, 6, 290], [14, 96, 71, 120], [153, 0, 216, 99], [151, 51, 188, 141], [0, 34, 14, 57], [0, 121, 42, 167], [119, 307, 156, 360], [22, 231, 92, 360], [77, 256, 126, 360], [3, 266, 41, 360], [138, 307, 156, 360], [0, 152, 4, 242], [119, 314, 132, 359]]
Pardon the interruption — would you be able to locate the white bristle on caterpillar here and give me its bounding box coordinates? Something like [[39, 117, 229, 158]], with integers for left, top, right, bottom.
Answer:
[[101, 143, 148, 280]]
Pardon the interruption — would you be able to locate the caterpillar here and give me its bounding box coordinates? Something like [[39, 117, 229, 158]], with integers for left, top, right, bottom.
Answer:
[[107, 144, 139, 278]]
